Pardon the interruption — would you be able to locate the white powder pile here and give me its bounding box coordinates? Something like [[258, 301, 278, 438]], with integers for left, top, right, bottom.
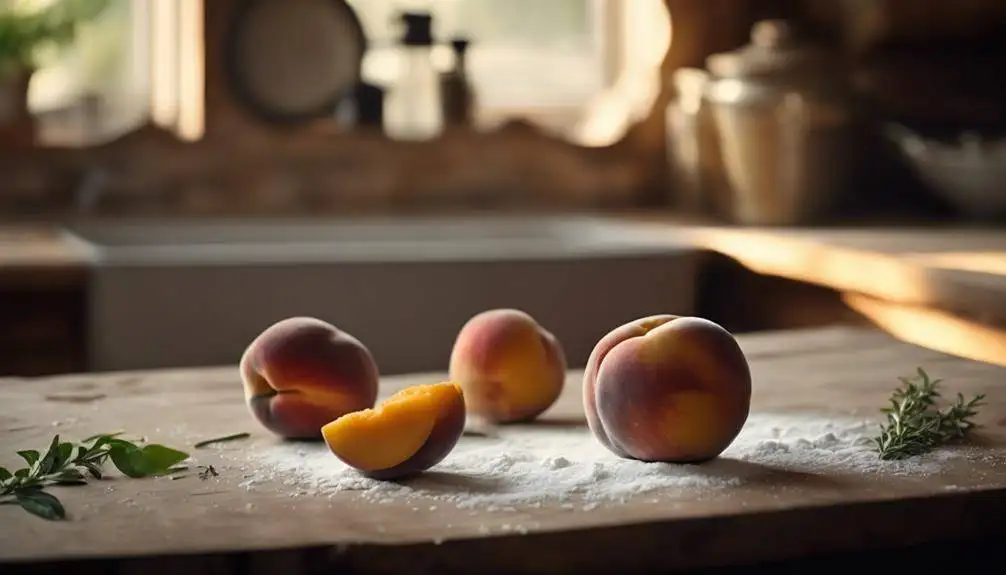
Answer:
[[224, 413, 958, 510]]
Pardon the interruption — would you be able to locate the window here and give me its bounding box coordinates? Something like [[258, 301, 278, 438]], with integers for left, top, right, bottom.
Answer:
[[348, 0, 672, 145], [12, 0, 202, 146], [349, 0, 603, 110], [16, 0, 669, 147]]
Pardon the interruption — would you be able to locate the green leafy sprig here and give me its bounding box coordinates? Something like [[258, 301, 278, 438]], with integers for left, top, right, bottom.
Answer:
[[0, 433, 188, 520], [873, 367, 985, 460]]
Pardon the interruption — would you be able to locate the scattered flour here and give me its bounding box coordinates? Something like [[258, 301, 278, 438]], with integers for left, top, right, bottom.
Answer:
[[223, 413, 961, 510]]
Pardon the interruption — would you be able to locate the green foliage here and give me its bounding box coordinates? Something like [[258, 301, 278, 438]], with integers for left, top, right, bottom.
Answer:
[[873, 367, 985, 460], [0, 0, 109, 75], [0, 432, 189, 521]]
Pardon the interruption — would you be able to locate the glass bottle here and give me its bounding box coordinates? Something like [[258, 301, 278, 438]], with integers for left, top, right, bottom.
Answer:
[[383, 11, 443, 141]]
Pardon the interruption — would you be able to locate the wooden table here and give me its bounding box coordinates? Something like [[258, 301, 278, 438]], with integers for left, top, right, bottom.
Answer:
[[669, 223, 1006, 321], [2, 326, 1005, 574], [623, 216, 1006, 367]]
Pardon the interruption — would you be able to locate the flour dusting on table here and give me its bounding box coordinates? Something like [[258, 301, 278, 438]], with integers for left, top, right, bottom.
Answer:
[[224, 413, 958, 510]]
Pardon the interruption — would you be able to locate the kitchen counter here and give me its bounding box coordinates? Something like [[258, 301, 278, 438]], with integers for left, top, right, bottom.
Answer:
[[0, 226, 90, 375], [4, 217, 1006, 370], [657, 222, 1006, 367], [1, 326, 1005, 574], [0, 226, 92, 289], [675, 223, 1006, 322], [9, 218, 1006, 314]]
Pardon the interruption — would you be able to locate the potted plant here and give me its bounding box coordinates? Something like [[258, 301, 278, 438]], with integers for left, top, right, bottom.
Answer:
[[0, 0, 108, 124]]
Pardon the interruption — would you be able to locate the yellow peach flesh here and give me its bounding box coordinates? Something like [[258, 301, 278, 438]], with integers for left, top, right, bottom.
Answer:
[[321, 382, 461, 472]]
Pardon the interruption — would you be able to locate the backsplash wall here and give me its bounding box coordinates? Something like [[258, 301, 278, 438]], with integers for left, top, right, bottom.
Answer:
[[0, 0, 791, 219], [7, 0, 1000, 220]]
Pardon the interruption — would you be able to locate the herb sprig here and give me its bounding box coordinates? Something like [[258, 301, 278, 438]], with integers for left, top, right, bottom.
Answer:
[[0, 433, 189, 520], [873, 367, 985, 460], [194, 432, 250, 449]]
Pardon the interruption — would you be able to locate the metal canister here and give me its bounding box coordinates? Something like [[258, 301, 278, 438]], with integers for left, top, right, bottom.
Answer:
[[705, 19, 858, 225], [665, 67, 730, 217]]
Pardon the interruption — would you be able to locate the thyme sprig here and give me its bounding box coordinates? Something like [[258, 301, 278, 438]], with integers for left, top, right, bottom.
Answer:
[[873, 367, 985, 460]]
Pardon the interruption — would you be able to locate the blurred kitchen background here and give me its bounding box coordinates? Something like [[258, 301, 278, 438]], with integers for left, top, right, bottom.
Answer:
[[1, 0, 1004, 378]]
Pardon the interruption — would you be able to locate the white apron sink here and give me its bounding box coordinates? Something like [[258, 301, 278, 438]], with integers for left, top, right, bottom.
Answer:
[[67, 215, 697, 374]]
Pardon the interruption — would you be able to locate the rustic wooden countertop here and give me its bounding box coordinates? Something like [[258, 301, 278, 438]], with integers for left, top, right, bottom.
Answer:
[[624, 215, 1006, 366], [675, 224, 1006, 367], [1, 326, 1004, 574], [675, 223, 1006, 323]]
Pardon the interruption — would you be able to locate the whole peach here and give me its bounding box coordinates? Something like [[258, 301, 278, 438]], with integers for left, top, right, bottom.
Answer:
[[322, 381, 466, 480], [240, 316, 379, 439], [449, 308, 566, 423], [583, 315, 751, 463]]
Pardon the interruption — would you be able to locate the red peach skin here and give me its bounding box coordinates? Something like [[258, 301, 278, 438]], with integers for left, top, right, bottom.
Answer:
[[449, 308, 566, 423], [240, 316, 379, 439], [583, 315, 751, 463]]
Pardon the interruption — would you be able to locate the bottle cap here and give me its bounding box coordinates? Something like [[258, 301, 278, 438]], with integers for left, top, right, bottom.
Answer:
[[400, 12, 434, 46], [451, 37, 470, 55]]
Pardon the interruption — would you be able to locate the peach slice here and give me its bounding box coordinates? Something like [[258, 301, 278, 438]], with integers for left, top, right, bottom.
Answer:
[[322, 381, 466, 480]]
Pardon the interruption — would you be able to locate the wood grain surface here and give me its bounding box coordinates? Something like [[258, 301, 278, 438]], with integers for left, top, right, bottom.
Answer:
[[672, 223, 1006, 325], [1, 326, 1005, 574], [844, 292, 1006, 367]]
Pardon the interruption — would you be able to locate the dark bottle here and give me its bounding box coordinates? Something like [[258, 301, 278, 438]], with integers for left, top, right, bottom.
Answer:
[[440, 37, 475, 127]]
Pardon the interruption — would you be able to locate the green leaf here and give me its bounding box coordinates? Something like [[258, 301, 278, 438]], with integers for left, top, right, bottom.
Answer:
[[36, 435, 61, 475], [49, 468, 87, 485], [54, 442, 74, 468], [137, 445, 189, 475], [102, 438, 141, 452], [16, 490, 66, 521], [16, 450, 39, 466], [82, 431, 125, 444], [108, 444, 188, 478], [66, 445, 83, 464], [107, 444, 144, 478], [0, 467, 11, 483], [81, 461, 103, 480]]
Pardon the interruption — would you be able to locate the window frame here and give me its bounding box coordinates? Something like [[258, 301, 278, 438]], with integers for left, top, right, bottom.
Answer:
[[350, 0, 670, 145], [28, 0, 671, 147]]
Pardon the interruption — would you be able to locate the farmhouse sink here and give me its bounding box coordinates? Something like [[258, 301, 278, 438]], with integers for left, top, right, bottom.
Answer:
[[67, 215, 697, 374]]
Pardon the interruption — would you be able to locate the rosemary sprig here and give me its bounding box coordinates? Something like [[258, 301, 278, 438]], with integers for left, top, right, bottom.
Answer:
[[873, 367, 985, 460], [0, 433, 189, 520]]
